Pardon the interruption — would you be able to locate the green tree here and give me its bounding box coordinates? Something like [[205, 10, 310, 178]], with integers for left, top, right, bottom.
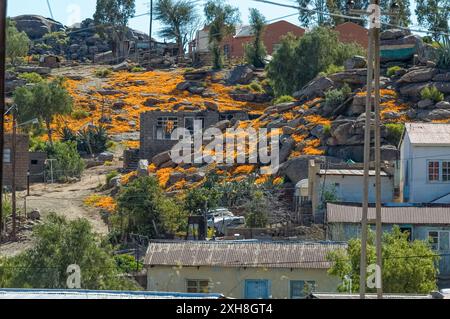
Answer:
[[244, 190, 268, 228], [6, 18, 30, 66], [185, 186, 221, 215], [13, 77, 73, 145], [0, 214, 139, 290], [94, 0, 136, 59], [267, 27, 365, 96], [204, 0, 241, 69], [244, 8, 267, 68], [325, 0, 369, 26], [115, 176, 187, 239], [380, 0, 411, 28], [154, 0, 199, 58], [297, 0, 331, 27], [327, 226, 439, 294], [416, 0, 450, 40], [46, 141, 85, 182]]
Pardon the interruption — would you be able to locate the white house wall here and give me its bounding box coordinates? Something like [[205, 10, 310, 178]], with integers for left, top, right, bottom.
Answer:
[[405, 145, 450, 203], [317, 175, 394, 203]]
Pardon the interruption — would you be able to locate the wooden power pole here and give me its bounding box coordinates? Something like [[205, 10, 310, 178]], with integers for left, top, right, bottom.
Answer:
[[373, 0, 383, 300], [0, 0, 7, 239], [359, 0, 383, 299]]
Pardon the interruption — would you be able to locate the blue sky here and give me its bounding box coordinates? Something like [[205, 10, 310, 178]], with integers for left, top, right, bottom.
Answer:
[[8, 0, 420, 41], [7, 0, 301, 40]]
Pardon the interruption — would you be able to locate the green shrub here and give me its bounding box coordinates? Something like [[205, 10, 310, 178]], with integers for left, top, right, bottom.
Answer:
[[115, 254, 143, 273], [387, 66, 402, 77], [267, 27, 365, 96], [421, 86, 444, 102], [273, 95, 295, 105], [18, 72, 44, 83], [319, 64, 344, 76], [106, 170, 119, 186], [45, 141, 85, 182], [95, 68, 112, 78], [249, 81, 263, 92], [324, 84, 351, 109], [71, 109, 90, 120], [323, 124, 331, 136], [61, 125, 109, 154], [385, 123, 405, 146], [130, 66, 145, 73]]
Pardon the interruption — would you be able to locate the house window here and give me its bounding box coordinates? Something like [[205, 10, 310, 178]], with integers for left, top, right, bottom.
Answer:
[[400, 226, 413, 242], [3, 148, 11, 163], [184, 117, 205, 135], [31, 160, 39, 165], [155, 117, 178, 140], [186, 279, 210, 293], [427, 161, 450, 183], [429, 231, 450, 251], [290, 280, 316, 299], [443, 162, 450, 182]]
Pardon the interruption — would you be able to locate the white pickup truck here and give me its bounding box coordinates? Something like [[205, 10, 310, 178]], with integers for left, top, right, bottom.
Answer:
[[207, 208, 245, 234]]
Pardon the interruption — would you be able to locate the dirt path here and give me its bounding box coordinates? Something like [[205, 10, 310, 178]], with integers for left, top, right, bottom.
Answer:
[[0, 155, 124, 257]]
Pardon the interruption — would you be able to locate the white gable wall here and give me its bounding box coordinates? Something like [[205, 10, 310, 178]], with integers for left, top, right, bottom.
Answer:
[[316, 174, 394, 203], [406, 145, 450, 203]]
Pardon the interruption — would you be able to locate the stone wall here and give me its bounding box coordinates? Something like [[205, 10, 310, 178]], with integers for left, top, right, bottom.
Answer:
[[139, 110, 220, 161]]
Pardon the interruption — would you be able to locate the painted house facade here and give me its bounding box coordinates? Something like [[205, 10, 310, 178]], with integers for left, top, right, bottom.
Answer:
[[222, 20, 306, 59], [399, 123, 450, 203], [144, 241, 345, 299], [326, 203, 450, 280], [295, 160, 395, 223]]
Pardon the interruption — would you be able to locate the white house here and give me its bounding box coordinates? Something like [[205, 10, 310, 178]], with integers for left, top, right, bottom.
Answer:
[[399, 123, 450, 203], [294, 160, 395, 223]]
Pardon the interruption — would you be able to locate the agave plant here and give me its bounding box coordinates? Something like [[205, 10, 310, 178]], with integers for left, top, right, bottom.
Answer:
[[437, 36, 450, 70]]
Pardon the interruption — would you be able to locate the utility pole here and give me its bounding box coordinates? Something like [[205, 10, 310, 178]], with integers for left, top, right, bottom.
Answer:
[[351, 0, 385, 299], [0, 0, 7, 239], [149, 0, 153, 50], [373, 0, 383, 300], [12, 108, 17, 238]]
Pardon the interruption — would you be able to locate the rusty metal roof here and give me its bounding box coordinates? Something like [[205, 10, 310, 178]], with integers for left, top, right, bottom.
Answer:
[[327, 203, 450, 224], [144, 241, 347, 269], [405, 123, 450, 145]]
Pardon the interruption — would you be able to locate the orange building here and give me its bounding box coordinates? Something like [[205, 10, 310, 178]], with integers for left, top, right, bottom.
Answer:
[[334, 22, 369, 49], [222, 20, 306, 59]]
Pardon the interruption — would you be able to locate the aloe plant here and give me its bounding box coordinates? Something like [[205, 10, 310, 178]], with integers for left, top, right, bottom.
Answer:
[[437, 36, 450, 70]]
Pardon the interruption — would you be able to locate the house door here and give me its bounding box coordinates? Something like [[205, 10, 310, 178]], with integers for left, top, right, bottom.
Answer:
[[244, 280, 270, 299]]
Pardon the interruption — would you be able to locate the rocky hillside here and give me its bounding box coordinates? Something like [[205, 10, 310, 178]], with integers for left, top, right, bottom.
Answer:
[[12, 15, 150, 61]]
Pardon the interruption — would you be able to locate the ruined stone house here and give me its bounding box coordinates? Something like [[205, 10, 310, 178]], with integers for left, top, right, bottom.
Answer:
[[139, 109, 249, 162]]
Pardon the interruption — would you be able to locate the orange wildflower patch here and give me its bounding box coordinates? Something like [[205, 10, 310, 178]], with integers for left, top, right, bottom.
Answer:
[[232, 165, 256, 175], [84, 195, 117, 213], [121, 171, 137, 184], [304, 114, 332, 126], [156, 167, 175, 188]]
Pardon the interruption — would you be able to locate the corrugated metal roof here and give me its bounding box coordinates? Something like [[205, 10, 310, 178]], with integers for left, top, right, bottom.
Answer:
[[327, 203, 450, 224], [319, 169, 388, 176], [144, 241, 347, 269], [235, 25, 253, 38], [0, 289, 224, 299], [405, 123, 450, 145]]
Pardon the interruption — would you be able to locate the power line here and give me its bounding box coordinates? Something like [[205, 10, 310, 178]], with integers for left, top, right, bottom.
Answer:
[[252, 0, 450, 37]]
